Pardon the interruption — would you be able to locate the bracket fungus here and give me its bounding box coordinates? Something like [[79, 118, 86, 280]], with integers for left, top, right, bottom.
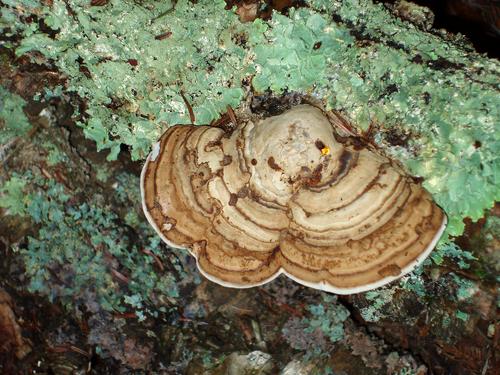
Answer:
[[141, 105, 446, 294]]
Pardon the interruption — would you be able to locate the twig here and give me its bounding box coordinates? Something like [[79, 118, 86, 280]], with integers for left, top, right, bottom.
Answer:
[[226, 105, 238, 128], [180, 91, 196, 123], [110, 268, 129, 284], [141, 248, 165, 271]]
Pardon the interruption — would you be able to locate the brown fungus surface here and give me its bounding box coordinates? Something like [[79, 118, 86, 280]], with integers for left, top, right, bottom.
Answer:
[[141, 105, 446, 294]]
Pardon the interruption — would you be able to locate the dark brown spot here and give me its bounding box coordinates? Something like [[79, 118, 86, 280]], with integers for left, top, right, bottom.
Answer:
[[79, 65, 91, 79], [313, 41, 322, 50], [412, 176, 424, 184], [206, 140, 222, 150], [267, 156, 282, 171], [155, 31, 172, 40], [251, 158, 257, 165], [228, 193, 238, 206], [385, 130, 410, 147], [423, 92, 431, 105], [127, 59, 138, 66], [337, 149, 353, 176], [378, 263, 402, 277], [351, 138, 365, 151], [90, 0, 108, 6], [305, 164, 323, 186], [221, 155, 233, 166], [237, 187, 249, 198], [249, 189, 260, 200], [474, 140, 481, 148], [153, 199, 162, 210], [412, 54, 423, 64], [379, 84, 398, 100], [315, 139, 326, 150]]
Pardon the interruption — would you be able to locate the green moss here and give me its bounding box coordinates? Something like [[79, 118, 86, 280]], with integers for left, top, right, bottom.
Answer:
[[5, 0, 500, 238], [0, 86, 31, 144]]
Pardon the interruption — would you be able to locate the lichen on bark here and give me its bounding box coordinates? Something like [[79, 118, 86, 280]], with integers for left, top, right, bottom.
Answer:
[[2, 0, 498, 238]]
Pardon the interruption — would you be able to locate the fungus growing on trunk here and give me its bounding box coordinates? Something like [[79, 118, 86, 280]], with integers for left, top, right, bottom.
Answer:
[[141, 105, 446, 294]]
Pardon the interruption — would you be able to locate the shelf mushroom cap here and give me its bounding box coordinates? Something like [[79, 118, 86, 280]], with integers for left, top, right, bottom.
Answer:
[[140, 104, 447, 294]]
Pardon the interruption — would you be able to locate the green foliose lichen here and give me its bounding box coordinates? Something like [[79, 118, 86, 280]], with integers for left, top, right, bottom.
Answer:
[[430, 242, 477, 269], [306, 295, 350, 343], [282, 294, 350, 355], [400, 265, 427, 297], [9, 171, 181, 317], [14, 0, 251, 160], [448, 274, 476, 301], [0, 0, 41, 42], [0, 85, 31, 144], [41, 140, 69, 166], [5, 0, 500, 239], [455, 310, 469, 322], [0, 174, 28, 216], [359, 288, 395, 322]]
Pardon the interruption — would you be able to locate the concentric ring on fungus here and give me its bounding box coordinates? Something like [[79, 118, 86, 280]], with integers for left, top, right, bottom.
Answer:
[[141, 104, 447, 294]]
